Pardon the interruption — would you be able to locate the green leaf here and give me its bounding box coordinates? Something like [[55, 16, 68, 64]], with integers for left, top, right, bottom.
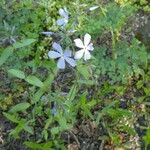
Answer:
[[24, 142, 42, 149], [9, 102, 30, 113], [67, 84, 77, 102], [144, 87, 150, 96], [106, 108, 132, 119], [77, 63, 90, 79], [0, 47, 13, 66], [33, 68, 58, 103], [143, 127, 150, 148], [3, 112, 19, 123], [0, 39, 36, 66], [24, 141, 52, 150], [51, 127, 60, 135], [96, 100, 118, 125], [8, 69, 25, 79], [10, 124, 24, 138], [77, 79, 95, 85], [43, 142, 53, 150], [25, 75, 44, 87], [23, 125, 33, 134], [42, 130, 48, 141], [13, 39, 36, 49], [110, 133, 121, 147]]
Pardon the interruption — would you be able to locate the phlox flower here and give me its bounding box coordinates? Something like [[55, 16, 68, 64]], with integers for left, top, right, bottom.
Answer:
[[56, 7, 69, 27], [41, 31, 54, 36], [74, 33, 94, 61], [48, 42, 76, 69]]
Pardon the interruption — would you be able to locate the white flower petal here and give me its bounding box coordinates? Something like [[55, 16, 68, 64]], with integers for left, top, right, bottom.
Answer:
[[87, 43, 94, 51], [48, 51, 61, 59], [74, 49, 84, 59], [65, 57, 76, 67], [64, 50, 72, 57], [57, 57, 65, 69], [84, 33, 91, 47], [74, 39, 84, 48], [89, 6, 99, 11], [84, 50, 91, 61], [52, 42, 63, 54]]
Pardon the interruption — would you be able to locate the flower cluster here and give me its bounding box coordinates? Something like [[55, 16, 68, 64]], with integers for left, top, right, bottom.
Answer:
[[48, 33, 94, 69], [43, 8, 94, 69], [48, 42, 76, 69], [56, 7, 69, 28]]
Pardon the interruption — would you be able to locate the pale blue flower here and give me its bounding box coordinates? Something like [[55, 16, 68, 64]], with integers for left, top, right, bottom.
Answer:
[[48, 42, 76, 69], [51, 102, 58, 116], [56, 7, 69, 27], [41, 31, 54, 36], [74, 33, 94, 61]]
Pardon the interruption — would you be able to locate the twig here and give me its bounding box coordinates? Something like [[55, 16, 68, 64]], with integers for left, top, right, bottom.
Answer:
[[99, 140, 105, 150], [69, 131, 81, 149], [0, 135, 4, 144]]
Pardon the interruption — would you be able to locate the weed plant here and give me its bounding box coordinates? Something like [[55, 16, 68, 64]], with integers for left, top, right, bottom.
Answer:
[[0, 0, 150, 149]]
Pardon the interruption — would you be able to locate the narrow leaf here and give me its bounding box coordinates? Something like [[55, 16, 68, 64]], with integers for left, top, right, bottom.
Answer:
[[23, 125, 33, 134], [8, 69, 25, 79], [9, 102, 30, 113], [3, 112, 19, 123], [24, 142, 42, 149], [0, 47, 13, 66], [26, 75, 44, 87], [67, 84, 77, 101], [33, 68, 58, 103], [13, 39, 36, 49]]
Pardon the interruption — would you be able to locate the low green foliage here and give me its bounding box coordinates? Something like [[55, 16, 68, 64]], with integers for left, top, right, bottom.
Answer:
[[0, 0, 150, 149], [94, 38, 148, 83]]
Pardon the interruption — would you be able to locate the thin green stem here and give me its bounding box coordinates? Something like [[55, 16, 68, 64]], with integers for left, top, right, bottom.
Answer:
[[111, 30, 117, 60], [32, 68, 58, 104]]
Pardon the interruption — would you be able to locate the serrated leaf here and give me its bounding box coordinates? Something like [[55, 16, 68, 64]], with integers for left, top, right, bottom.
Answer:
[[25, 75, 43, 87], [13, 39, 36, 49], [0, 47, 13, 66], [8, 69, 25, 79], [9, 102, 30, 113], [51, 127, 60, 135]]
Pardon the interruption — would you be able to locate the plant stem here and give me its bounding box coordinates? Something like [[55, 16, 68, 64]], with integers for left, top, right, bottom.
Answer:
[[32, 68, 58, 104], [111, 30, 117, 60]]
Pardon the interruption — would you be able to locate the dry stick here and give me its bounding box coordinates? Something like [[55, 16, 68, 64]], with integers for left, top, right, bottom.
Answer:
[[99, 140, 105, 150], [0, 135, 4, 144], [69, 131, 81, 149]]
